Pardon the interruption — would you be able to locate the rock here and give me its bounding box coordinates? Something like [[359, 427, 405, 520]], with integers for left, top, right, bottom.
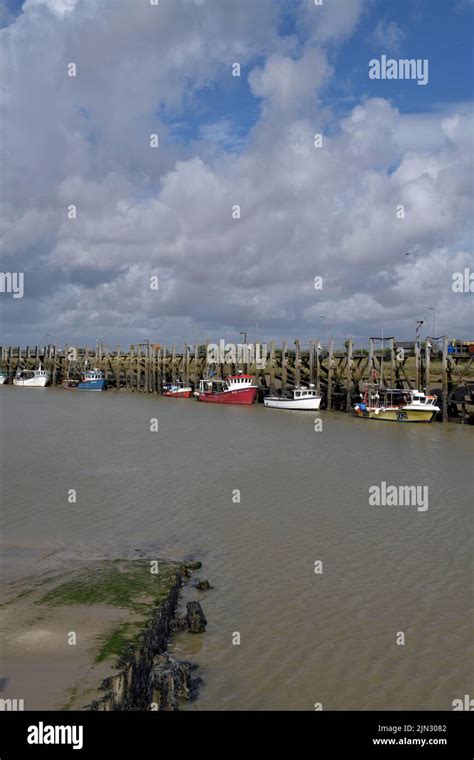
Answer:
[[194, 579, 213, 591], [179, 561, 202, 578], [185, 601, 207, 633], [170, 617, 187, 632], [150, 653, 192, 710]]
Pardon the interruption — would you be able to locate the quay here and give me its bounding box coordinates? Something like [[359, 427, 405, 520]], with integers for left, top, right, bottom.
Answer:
[[1, 337, 473, 422]]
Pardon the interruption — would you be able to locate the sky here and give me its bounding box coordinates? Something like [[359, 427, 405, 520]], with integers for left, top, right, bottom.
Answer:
[[0, 0, 473, 349]]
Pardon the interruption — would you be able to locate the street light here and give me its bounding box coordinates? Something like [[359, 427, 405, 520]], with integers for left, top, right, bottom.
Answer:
[[320, 316, 328, 349], [240, 331, 247, 345], [428, 307, 436, 337]]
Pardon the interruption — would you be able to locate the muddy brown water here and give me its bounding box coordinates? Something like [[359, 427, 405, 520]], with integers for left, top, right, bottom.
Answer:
[[1, 387, 472, 710]]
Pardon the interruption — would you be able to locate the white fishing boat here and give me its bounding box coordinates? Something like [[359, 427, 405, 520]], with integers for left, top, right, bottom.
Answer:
[[0, 372, 7, 385], [13, 364, 50, 387], [264, 385, 322, 410]]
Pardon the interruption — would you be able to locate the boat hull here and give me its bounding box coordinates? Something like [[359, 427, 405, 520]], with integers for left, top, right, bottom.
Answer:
[[196, 387, 257, 405], [0, 375, 7, 385], [163, 389, 192, 398], [264, 396, 321, 410], [13, 377, 49, 387], [355, 408, 437, 423], [63, 379, 107, 391]]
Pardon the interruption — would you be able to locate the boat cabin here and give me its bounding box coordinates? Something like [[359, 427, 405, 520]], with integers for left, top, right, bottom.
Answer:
[[361, 385, 438, 408], [293, 387, 318, 399], [15, 368, 48, 380], [83, 370, 104, 381], [198, 374, 255, 393]]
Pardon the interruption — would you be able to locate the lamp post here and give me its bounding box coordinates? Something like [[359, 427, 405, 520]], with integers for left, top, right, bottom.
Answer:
[[320, 316, 328, 349]]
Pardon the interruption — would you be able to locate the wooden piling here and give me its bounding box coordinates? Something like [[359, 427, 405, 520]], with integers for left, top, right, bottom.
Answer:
[[327, 340, 334, 410], [425, 339, 431, 392], [442, 336, 448, 421], [346, 339, 353, 412], [281, 340, 288, 390], [294, 339, 301, 387]]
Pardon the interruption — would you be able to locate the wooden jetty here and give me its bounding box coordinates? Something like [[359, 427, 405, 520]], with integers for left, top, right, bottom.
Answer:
[[1, 337, 473, 422]]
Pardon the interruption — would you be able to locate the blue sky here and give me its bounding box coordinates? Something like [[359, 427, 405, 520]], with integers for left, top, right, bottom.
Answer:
[[0, 0, 472, 347], [154, 0, 474, 145]]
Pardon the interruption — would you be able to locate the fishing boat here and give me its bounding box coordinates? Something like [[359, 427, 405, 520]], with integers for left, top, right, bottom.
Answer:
[[13, 364, 50, 387], [264, 385, 322, 410], [0, 371, 7, 385], [354, 385, 440, 423], [163, 381, 193, 398], [194, 374, 258, 405], [62, 369, 107, 391]]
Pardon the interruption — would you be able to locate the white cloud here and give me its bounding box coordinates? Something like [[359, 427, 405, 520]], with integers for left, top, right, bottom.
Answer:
[[0, 0, 472, 347], [249, 48, 331, 113], [371, 20, 406, 52]]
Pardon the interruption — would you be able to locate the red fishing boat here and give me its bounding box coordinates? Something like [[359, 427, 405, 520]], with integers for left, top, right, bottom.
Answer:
[[163, 382, 193, 398], [194, 374, 258, 405]]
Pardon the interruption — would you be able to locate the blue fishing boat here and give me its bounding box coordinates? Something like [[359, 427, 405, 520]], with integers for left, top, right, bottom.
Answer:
[[62, 369, 107, 391]]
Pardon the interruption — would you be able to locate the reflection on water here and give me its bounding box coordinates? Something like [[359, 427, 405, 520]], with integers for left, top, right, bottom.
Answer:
[[1, 386, 472, 709]]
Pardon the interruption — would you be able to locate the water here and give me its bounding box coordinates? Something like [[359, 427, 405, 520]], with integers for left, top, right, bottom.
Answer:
[[1, 386, 472, 710]]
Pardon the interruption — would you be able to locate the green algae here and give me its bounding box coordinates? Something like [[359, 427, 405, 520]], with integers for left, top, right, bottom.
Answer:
[[37, 560, 181, 613]]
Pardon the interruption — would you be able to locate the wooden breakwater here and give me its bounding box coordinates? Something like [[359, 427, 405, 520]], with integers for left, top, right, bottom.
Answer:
[[1, 337, 473, 422]]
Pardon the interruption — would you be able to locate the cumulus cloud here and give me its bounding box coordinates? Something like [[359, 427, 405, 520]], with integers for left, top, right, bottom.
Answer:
[[0, 0, 472, 347], [248, 48, 331, 113], [371, 20, 406, 52]]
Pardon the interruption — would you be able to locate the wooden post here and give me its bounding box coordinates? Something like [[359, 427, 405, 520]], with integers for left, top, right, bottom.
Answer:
[[346, 338, 353, 412], [442, 336, 448, 421], [309, 340, 315, 388], [193, 342, 199, 387], [115, 346, 121, 390], [414, 339, 420, 390], [162, 345, 167, 385], [316, 341, 321, 396], [368, 338, 374, 382], [327, 339, 334, 410], [294, 339, 301, 387], [268, 340, 275, 391], [126, 347, 132, 390], [390, 338, 396, 388], [51, 346, 57, 386], [171, 345, 176, 384], [136, 346, 141, 392], [425, 338, 431, 392], [157, 348, 162, 394], [281, 340, 287, 390], [205, 338, 210, 378], [183, 344, 189, 386]]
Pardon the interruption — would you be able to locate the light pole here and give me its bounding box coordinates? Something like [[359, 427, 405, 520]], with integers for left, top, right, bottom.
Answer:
[[240, 331, 247, 345], [320, 316, 328, 349], [428, 307, 436, 337]]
